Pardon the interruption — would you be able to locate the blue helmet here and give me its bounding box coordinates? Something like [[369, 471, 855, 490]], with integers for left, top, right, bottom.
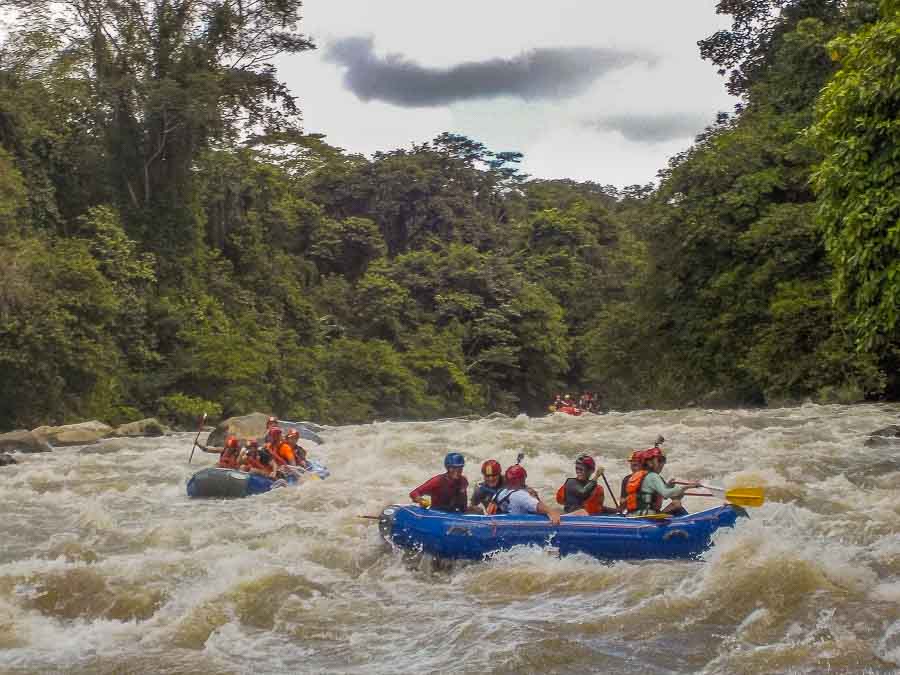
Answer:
[[444, 452, 465, 469]]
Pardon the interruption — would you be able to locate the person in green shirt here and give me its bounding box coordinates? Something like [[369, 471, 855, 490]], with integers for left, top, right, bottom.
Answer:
[[637, 447, 700, 515]]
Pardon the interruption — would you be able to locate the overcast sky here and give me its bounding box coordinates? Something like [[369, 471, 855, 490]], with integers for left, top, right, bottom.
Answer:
[[281, 0, 737, 187]]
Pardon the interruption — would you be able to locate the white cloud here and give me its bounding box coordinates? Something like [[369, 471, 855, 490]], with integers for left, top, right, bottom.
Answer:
[[282, 0, 736, 185]]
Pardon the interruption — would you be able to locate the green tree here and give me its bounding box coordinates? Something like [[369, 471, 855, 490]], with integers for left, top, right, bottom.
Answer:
[[813, 0, 900, 349], [0, 0, 315, 257], [308, 217, 386, 281], [0, 148, 26, 232]]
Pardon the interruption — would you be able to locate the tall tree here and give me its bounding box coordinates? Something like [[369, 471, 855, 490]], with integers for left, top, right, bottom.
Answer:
[[0, 0, 314, 256], [813, 0, 900, 350]]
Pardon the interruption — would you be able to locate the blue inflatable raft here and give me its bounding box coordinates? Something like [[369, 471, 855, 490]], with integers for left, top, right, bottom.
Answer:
[[187, 461, 330, 499], [379, 504, 746, 561]]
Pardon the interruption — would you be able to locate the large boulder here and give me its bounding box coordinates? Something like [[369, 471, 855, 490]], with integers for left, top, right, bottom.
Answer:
[[865, 424, 900, 448], [206, 413, 270, 447], [206, 413, 323, 447], [0, 453, 18, 466], [32, 421, 113, 447], [0, 430, 52, 453], [114, 418, 169, 437]]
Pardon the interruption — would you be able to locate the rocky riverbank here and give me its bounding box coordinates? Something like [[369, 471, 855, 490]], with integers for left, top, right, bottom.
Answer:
[[0, 418, 170, 461]]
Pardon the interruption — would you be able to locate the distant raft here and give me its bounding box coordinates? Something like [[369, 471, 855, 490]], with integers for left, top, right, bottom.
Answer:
[[556, 406, 583, 416], [186, 461, 330, 499], [379, 504, 746, 561]]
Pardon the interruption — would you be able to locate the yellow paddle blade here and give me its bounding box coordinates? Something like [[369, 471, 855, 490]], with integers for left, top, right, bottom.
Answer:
[[724, 487, 764, 507]]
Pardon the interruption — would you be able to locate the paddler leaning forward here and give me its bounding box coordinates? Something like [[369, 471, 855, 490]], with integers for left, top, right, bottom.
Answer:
[[489, 465, 561, 525], [624, 447, 700, 515], [409, 452, 468, 512]]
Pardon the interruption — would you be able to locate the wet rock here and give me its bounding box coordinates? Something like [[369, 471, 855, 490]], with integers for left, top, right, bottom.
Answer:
[[0, 453, 17, 466], [206, 412, 323, 446], [0, 430, 52, 453], [865, 424, 900, 448], [114, 418, 169, 438], [206, 412, 270, 447], [31, 421, 113, 447]]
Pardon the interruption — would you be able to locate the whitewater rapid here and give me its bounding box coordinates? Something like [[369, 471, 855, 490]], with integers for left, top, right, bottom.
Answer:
[[1, 403, 898, 674]]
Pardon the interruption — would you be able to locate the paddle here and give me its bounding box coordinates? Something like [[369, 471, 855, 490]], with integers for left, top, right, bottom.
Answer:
[[595, 465, 620, 511], [188, 412, 208, 465], [675, 482, 765, 508]]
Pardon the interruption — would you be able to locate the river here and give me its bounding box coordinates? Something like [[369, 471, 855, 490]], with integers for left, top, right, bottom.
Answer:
[[1, 403, 899, 674]]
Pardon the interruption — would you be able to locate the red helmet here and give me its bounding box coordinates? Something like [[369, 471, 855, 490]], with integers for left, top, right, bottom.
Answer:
[[505, 464, 527, 484], [248, 439, 259, 448], [481, 459, 502, 477], [225, 436, 240, 450], [575, 454, 595, 473], [269, 426, 283, 439], [628, 450, 644, 463], [642, 447, 662, 462]]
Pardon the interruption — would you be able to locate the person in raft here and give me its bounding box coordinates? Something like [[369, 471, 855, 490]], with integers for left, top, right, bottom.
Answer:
[[284, 429, 310, 468], [624, 447, 700, 515], [263, 416, 279, 444], [197, 435, 242, 469], [490, 465, 561, 525], [469, 459, 504, 512], [555, 454, 618, 515], [240, 441, 278, 479], [619, 449, 645, 511], [409, 452, 469, 512], [654, 448, 690, 516], [266, 427, 295, 466]]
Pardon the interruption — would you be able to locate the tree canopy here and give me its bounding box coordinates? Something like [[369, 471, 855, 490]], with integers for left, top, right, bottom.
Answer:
[[0, 0, 897, 429]]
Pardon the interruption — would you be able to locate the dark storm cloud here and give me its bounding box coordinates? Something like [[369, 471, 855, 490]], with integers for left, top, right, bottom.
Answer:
[[325, 36, 655, 107], [587, 112, 711, 143]]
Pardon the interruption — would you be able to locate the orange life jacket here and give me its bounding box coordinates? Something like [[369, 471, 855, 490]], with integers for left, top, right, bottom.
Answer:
[[624, 470, 663, 512], [583, 485, 604, 515], [275, 442, 296, 465]]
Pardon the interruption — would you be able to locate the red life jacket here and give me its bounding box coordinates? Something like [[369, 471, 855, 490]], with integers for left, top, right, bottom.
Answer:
[[244, 456, 271, 475], [217, 451, 240, 469], [624, 470, 663, 512]]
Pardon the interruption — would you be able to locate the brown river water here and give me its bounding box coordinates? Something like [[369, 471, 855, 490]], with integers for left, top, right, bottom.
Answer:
[[1, 404, 899, 674]]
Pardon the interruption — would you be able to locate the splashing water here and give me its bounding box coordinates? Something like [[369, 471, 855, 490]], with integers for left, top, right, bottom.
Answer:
[[1, 404, 898, 674]]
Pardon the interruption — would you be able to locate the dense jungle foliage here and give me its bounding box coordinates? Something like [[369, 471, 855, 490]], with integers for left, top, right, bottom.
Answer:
[[0, 0, 897, 428]]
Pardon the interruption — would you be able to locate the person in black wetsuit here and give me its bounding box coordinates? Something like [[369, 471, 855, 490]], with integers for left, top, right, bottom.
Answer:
[[556, 454, 617, 515], [469, 459, 504, 513]]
